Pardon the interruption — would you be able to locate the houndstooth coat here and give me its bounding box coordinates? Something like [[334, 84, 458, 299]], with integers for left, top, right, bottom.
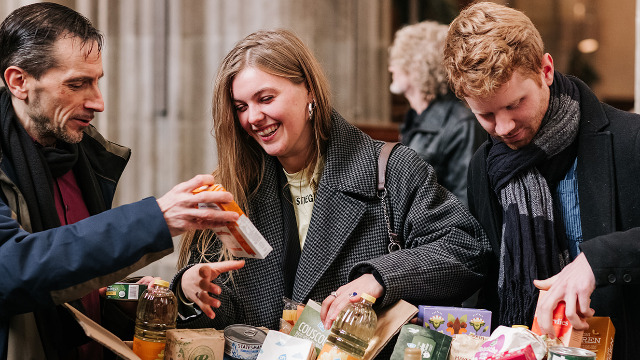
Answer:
[[172, 111, 490, 332]]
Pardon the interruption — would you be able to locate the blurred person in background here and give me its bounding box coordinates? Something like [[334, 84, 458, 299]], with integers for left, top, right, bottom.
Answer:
[[388, 20, 484, 206]]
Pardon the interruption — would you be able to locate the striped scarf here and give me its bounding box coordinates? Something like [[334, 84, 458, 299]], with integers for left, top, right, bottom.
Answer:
[[487, 71, 578, 326]]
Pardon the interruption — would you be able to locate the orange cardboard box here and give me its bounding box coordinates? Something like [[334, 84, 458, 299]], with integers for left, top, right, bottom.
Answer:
[[193, 184, 273, 259], [582, 317, 615, 360], [531, 291, 583, 348]]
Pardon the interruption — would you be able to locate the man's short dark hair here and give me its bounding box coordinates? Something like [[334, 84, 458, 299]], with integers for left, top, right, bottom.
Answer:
[[0, 2, 103, 87]]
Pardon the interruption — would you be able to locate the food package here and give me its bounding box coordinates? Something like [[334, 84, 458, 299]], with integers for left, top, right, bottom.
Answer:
[[473, 326, 547, 360], [390, 324, 451, 360], [486, 344, 536, 360], [289, 300, 330, 355], [582, 317, 615, 360], [448, 333, 488, 360], [256, 330, 315, 360], [531, 291, 583, 348], [164, 328, 225, 360], [193, 184, 273, 259], [417, 305, 491, 336], [105, 282, 147, 301]]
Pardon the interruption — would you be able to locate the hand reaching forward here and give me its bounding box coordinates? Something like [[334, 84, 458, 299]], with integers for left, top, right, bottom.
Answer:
[[180, 260, 245, 319], [320, 273, 384, 330], [157, 174, 240, 237], [533, 252, 596, 335]]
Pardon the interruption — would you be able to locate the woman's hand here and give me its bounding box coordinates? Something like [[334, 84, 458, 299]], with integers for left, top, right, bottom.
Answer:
[[180, 260, 245, 319], [320, 273, 384, 330]]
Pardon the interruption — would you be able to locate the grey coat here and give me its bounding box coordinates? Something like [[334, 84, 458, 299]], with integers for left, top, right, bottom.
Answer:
[[173, 112, 489, 333]]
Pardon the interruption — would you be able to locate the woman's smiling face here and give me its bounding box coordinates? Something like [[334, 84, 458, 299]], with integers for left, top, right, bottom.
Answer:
[[232, 67, 313, 173]]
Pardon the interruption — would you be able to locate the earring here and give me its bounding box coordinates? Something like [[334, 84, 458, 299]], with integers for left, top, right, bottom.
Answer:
[[308, 100, 316, 120]]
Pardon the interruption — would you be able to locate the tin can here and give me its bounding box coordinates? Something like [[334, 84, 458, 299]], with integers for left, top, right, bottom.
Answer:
[[105, 282, 147, 301], [224, 324, 267, 360], [548, 346, 596, 360]]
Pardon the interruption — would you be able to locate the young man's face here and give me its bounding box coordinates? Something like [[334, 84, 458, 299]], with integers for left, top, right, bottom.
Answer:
[[23, 36, 104, 146], [464, 54, 555, 150]]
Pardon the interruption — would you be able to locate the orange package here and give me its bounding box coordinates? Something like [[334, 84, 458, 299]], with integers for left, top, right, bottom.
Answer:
[[582, 317, 615, 360], [193, 184, 273, 259], [531, 291, 583, 348]]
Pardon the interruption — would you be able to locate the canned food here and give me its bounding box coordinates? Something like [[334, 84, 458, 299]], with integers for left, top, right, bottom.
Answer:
[[105, 282, 147, 301], [224, 324, 267, 360], [548, 346, 596, 360]]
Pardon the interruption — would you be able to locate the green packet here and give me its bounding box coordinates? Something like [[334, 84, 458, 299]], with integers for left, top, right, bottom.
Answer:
[[288, 299, 330, 355], [105, 282, 147, 301], [391, 324, 451, 360]]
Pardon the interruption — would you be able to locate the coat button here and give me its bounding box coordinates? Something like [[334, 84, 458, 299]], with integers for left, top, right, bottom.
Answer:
[[623, 274, 632, 283], [607, 274, 616, 283]]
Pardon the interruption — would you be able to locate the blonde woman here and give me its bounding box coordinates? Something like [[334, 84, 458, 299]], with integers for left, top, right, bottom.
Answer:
[[389, 20, 484, 206], [171, 30, 489, 351]]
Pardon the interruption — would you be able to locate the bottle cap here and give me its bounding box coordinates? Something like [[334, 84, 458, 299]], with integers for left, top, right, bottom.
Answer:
[[153, 279, 170, 288], [361, 293, 376, 304]]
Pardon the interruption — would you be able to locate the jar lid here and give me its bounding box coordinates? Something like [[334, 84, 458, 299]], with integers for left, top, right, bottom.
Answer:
[[361, 293, 376, 304], [153, 279, 170, 288]]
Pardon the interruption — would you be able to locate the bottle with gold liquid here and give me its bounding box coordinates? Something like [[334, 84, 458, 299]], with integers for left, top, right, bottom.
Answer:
[[317, 293, 378, 360], [132, 279, 178, 360]]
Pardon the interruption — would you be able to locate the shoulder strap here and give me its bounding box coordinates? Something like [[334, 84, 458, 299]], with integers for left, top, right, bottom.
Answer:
[[377, 142, 399, 191], [377, 142, 401, 252]]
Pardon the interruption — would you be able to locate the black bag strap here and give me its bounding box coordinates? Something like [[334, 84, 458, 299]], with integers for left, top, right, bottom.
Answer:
[[377, 142, 401, 252]]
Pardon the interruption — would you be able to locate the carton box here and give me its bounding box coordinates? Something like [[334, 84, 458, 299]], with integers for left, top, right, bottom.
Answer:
[[165, 328, 225, 360], [531, 291, 583, 348], [390, 324, 451, 360], [193, 184, 272, 259], [64, 299, 417, 360], [257, 331, 315, 360], [417, 306, 491, 337], [582, 317, 615, 360]]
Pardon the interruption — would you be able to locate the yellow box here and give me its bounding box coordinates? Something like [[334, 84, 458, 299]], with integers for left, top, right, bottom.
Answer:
[[193, 184, 273, 259], [582, 317, 615, 360]]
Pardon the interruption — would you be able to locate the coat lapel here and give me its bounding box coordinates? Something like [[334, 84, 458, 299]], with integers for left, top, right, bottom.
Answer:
[[573, 76, 616, 240], [293, 185, 366, 300]]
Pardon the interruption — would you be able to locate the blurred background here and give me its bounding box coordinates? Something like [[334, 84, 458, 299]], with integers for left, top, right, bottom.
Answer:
[[1, 0, 635, 280]]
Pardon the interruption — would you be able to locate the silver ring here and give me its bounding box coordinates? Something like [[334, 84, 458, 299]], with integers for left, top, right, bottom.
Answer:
[[330, 291, 338, 297]]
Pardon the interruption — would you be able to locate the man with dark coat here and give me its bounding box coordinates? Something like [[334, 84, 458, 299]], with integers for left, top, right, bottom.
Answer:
[[0, 3, 242, 359], [443, 2, 640, 359]]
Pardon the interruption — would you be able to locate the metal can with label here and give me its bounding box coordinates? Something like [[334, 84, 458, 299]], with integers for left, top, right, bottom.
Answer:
[[224, 324, 267, 360], [548, 346, 596, 360]]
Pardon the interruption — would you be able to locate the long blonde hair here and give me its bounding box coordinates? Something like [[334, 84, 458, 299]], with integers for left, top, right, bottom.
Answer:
[[178, 29, 332, 268]]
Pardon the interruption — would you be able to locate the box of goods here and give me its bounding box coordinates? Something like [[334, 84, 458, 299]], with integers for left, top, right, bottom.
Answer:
[[256, 331, 315, 360], [531, 291, 583, 348], [164, 328, 225, 360], [581, 317, 615, 360], [105, 282, 147, 301], [193, 184, 273, 259], [289, 300, 330, 356], [390, 324, 451, 360], [417, 305, 491, 336]]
